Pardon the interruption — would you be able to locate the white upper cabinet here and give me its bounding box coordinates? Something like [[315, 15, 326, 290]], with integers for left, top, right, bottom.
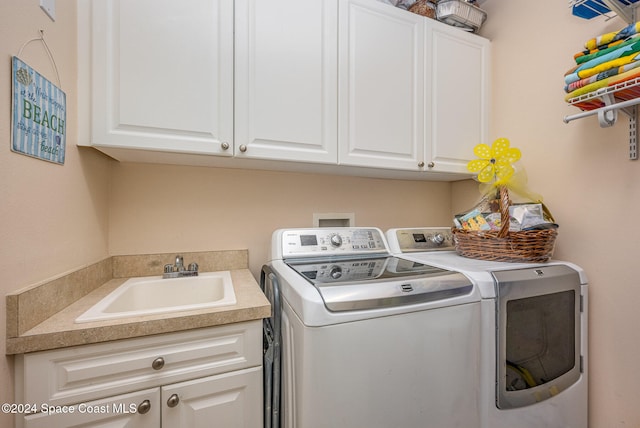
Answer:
[[84, 0, 234, 156], [338, 0, 490, 174], [338, 0, 425, 170], [78, 0, 489, 179], [426, 21, 490, 174], [235, 0, 338, 163]]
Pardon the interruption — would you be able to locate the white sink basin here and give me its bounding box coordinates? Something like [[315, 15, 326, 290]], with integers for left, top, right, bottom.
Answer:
[[75, 271, 236, 323]]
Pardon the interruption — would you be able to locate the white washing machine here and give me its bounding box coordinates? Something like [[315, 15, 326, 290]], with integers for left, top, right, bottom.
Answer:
[[261, 227, 483, 428], [386, 227, 588, 428]]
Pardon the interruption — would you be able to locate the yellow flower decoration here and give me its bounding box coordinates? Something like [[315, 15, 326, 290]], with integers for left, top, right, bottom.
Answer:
[[467, 138, 521, 183]]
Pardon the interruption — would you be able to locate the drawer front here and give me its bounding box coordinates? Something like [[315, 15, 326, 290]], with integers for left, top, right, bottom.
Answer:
[[21, 388, 160, 428], [18, 321, 261, 406]]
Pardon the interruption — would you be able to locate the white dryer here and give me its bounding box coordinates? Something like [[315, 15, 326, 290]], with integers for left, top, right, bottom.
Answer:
[[261, 227, 482, 428], [386, 227, 588, 428]]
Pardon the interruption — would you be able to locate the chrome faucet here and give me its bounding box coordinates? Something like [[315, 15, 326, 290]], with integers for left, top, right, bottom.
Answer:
[[175, 255, 184, 271], [163, 255, 199, 278]]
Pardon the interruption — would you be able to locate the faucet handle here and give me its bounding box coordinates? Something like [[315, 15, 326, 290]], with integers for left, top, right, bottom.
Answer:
[[164, 264, 174, 273], [188, 262, 199, 272]]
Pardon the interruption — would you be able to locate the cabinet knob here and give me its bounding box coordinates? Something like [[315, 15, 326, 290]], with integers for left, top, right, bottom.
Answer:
[[427, 161, 435, 168], [221, 142, 230, 150], [167, 394, 180, 408], [151, 357, 165, 370], [418, 161, 425, 168], [137, 399, 151, 415], [239, 144, 247, 153]]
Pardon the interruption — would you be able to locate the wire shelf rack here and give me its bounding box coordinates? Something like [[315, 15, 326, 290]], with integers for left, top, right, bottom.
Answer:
[[570, 0, 639, 22], [565, 0, 640, 158]]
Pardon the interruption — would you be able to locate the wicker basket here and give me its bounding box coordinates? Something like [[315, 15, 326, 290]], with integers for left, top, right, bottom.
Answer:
[[452, 186, 558, 263], [409, 0, 436, 18]]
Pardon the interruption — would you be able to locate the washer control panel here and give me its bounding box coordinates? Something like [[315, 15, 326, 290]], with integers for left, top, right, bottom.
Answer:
[[293, 258, 388, 283], [278, 228, 388, 258], [386, 227, 455, 253]]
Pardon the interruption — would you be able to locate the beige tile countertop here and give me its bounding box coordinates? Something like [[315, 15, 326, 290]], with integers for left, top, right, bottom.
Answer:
[[6, 250, 271, 355]]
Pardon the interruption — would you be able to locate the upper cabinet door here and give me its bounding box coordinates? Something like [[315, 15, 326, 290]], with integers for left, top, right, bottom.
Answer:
[[425, 21, 490, 174], [235, 0, 339, 163], [90, 0, 234, 155], [338, 0, 425, 170]]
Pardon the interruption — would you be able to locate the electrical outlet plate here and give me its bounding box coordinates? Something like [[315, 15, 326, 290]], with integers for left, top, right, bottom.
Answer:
[[40, 0, 56, 21]]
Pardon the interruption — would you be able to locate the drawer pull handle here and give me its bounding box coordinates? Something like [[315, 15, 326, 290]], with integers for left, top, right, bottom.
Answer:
[[167, 394, 180, 408], [151, 357, 165, 370], [137, 399, 151, 415]]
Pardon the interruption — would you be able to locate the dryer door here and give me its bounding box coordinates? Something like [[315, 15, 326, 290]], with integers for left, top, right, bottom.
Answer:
[[494, 265, 583, 409]]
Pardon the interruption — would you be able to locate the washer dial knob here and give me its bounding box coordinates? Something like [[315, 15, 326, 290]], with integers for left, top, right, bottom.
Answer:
[[329, 234, 343, 247], [431, 233, 445, 245], [329, 266, 343, 280]]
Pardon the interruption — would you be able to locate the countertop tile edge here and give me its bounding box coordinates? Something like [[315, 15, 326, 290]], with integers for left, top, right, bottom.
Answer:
[[6, 303, 270, 355]]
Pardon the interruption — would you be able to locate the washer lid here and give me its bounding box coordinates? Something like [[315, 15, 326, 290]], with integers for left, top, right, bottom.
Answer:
[[286, 255, 473, 312]]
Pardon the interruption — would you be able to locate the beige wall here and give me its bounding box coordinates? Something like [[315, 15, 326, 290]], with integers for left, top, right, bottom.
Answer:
[[475, 1, 640, 426], [0, 1, 111, 427], [2, 0, 640, 427], [108, 163, 453, 275]]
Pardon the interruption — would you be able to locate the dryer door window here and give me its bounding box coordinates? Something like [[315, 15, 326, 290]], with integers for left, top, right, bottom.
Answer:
[[494, 265, 583, 409], [505, 290, 575, 390]]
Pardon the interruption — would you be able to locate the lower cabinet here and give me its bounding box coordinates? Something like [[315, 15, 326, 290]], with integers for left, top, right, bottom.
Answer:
[[162, 367, 261, 427], [22, 367, 261, 428], [15, 321, 263, 428]]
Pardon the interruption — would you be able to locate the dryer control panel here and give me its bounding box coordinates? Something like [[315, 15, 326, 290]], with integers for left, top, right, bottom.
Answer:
[[275, 228, 388, 259], [386, 227, 455, 253]]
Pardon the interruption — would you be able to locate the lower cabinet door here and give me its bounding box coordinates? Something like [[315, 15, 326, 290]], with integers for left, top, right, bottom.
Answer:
[[22, 388, 160, 428], [162, 366, 262, 428]]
